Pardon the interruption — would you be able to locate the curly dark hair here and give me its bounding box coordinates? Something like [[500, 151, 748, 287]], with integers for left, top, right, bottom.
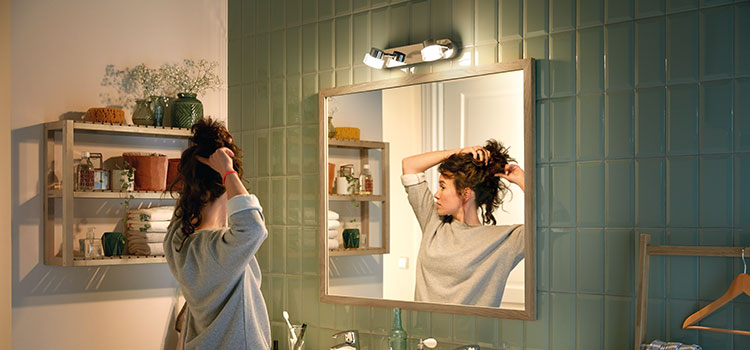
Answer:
[[437, 139, 515, 225], [169, 117, 243, 251]]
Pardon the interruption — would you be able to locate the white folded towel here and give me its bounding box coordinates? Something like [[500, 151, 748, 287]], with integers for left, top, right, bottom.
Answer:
[[328, 238, 339, 250], [328, 229, 338, 239], [126, 231, 166, 243], [128, 206, 174, 222], [328, 210, 339, 220], [127, 221, 170, 233], [128, 242, 165, 256], [328, 220, 341, 230]]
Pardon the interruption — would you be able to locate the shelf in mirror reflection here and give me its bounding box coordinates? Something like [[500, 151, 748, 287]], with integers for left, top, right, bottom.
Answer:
[[328, 194, 385, 201], [329, 247, 387, 256]]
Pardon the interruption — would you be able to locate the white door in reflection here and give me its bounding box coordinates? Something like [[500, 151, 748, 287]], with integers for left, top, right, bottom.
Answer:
[[442, 71, 525, 309]]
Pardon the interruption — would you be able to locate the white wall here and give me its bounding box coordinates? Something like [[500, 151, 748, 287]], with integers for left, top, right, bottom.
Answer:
[[10, 1, 227, 349], [1, 0, 12, 347], [381, 85, 423, 301]]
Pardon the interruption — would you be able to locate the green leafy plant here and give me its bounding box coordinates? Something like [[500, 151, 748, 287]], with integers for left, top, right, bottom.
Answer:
[[116, 160, 136, 228]]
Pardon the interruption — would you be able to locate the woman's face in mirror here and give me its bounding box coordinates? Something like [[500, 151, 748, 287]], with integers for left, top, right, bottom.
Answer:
[[434, 174, 463, 216]]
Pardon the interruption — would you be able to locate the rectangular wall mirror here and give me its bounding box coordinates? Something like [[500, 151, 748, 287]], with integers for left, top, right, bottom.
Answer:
[[318, 59, 536, 319]]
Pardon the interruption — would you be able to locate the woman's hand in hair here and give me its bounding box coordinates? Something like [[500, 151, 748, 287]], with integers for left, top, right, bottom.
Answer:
[[458, 145, 490, 165], [497, 164, 524, 192], [196, 147, 235, 175]]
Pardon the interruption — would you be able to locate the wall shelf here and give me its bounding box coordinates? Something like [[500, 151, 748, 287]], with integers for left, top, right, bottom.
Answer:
[[321, 134, 390, 258], [47, 189, 178, 199], [43, 120, 186, 267], [44, 120, 192, 138], [67, 255, 167, 267], [328, 194, 385, 201], [328, 138, 387, 149], [329, 248, 387, 257]]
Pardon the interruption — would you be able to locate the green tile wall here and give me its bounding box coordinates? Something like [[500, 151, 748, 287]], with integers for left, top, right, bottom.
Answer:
[[228, 0, 750, 348]]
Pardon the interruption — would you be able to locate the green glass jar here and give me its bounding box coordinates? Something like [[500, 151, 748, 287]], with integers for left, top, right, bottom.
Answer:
[[132, 99, 155, 126], [342, 228, 360, 248], [172, 92, 203, 128], [101, 232, 126, 256], [150, 95, 165, 126]]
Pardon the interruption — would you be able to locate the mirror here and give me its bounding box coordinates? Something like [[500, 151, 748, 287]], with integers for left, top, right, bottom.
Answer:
[[318, 59, 535, 319]]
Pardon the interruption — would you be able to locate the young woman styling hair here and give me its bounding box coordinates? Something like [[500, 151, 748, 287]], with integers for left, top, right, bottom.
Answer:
[[164, 118, 271, 349], [401, 139, 525, 307]]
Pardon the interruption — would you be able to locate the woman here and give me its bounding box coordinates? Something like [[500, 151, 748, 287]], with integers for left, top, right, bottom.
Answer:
[[164, 118, 271, 349], [401, 139, 525, 307]]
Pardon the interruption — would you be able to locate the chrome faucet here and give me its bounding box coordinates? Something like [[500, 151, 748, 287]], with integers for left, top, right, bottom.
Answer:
[[453, 345, 480, 350], [330, 330, 359, 350]]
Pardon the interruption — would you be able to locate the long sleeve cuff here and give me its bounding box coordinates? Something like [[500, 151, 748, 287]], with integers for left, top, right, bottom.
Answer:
[[401, 172, 426, 187], [227, 194, 263, 216]]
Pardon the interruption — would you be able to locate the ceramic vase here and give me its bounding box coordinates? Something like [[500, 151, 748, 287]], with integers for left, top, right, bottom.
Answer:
[[172, 92, 203, 128], [132, 99, 155, 126]]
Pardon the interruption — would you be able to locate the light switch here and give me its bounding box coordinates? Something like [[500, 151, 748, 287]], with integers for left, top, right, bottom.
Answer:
[[398, 257, 409, 269]]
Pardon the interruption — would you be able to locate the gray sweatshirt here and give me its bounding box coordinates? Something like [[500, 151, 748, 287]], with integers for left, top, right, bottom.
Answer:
[[402, 173, 525, 307], [164, 194, 271, 350]]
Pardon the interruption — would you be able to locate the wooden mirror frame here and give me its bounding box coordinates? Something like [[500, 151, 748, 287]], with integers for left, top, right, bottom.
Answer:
[[318, 59, 536, 319]]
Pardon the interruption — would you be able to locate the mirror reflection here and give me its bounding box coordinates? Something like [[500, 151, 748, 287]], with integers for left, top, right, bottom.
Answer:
[[323, 67, 532, 313]]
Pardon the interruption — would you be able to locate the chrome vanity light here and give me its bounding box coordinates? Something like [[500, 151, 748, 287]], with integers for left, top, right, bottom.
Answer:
[[363, 48, 407, 69], [420, 39, 455, 62], [362, 38, 456, 69], [363, 48, 386, 69]]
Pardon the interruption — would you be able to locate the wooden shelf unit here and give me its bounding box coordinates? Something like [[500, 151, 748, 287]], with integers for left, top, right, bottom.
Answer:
[[43, 120, 190, 267], [634, 234, 750, 349], [322, 136, 390, 257]]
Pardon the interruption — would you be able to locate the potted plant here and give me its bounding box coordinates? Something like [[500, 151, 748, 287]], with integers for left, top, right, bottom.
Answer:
[[128, 64, 165, 126], [161, 59, 223, 128]]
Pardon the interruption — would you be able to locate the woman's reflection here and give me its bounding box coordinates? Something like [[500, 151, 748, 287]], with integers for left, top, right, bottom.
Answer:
[[401, 139, 525, 307]]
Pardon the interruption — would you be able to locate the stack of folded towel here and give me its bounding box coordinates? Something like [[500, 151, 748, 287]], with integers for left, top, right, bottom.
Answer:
[[328, 210, 340, 250], [126, 206, 174, 256], [645, 340, 702, 350]]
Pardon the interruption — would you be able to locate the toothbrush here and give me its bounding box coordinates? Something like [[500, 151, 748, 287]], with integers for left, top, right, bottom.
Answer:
[[283, 311, 297, 343]]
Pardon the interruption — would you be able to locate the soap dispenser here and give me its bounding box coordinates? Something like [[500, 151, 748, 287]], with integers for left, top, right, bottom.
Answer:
[[388, 307, 407, 350]]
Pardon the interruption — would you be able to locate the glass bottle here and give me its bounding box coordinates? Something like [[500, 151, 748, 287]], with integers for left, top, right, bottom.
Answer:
[[82, 227, 103, 258], [358, 164, 373, 195], [388, 307, 407, 350], [75, 151, 95, 190], [328, 116, 336, 138], [150, 95, 165, 126]]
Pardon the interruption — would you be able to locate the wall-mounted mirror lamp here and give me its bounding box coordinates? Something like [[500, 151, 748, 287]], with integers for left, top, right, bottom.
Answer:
[[362, 39, 456, 69]]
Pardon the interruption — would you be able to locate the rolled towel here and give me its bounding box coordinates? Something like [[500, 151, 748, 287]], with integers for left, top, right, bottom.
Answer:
[[328, 210, 339, 220], [128, 242, 165, 256], [128, 206, 175, 222], [328, 220, 341, 230], [126, 231, 166, 243], [127, 221, 170, 233], [328, 238, 339, 250], [328, 229, 339, 239]]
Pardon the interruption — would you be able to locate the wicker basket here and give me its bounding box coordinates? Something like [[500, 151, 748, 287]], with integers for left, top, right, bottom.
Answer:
[[86, 108, 125, 124], [122, 152, 168, 191]]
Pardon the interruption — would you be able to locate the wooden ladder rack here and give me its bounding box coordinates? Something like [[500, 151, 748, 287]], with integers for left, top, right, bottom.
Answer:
[[635, 233, 749, 349]]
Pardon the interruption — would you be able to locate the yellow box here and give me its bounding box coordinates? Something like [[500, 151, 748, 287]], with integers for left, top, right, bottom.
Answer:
[[334, 127, 360, 140]]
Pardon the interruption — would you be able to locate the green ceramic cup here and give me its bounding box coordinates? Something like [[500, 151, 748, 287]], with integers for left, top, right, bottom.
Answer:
[[102, 232, 126, 256]]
